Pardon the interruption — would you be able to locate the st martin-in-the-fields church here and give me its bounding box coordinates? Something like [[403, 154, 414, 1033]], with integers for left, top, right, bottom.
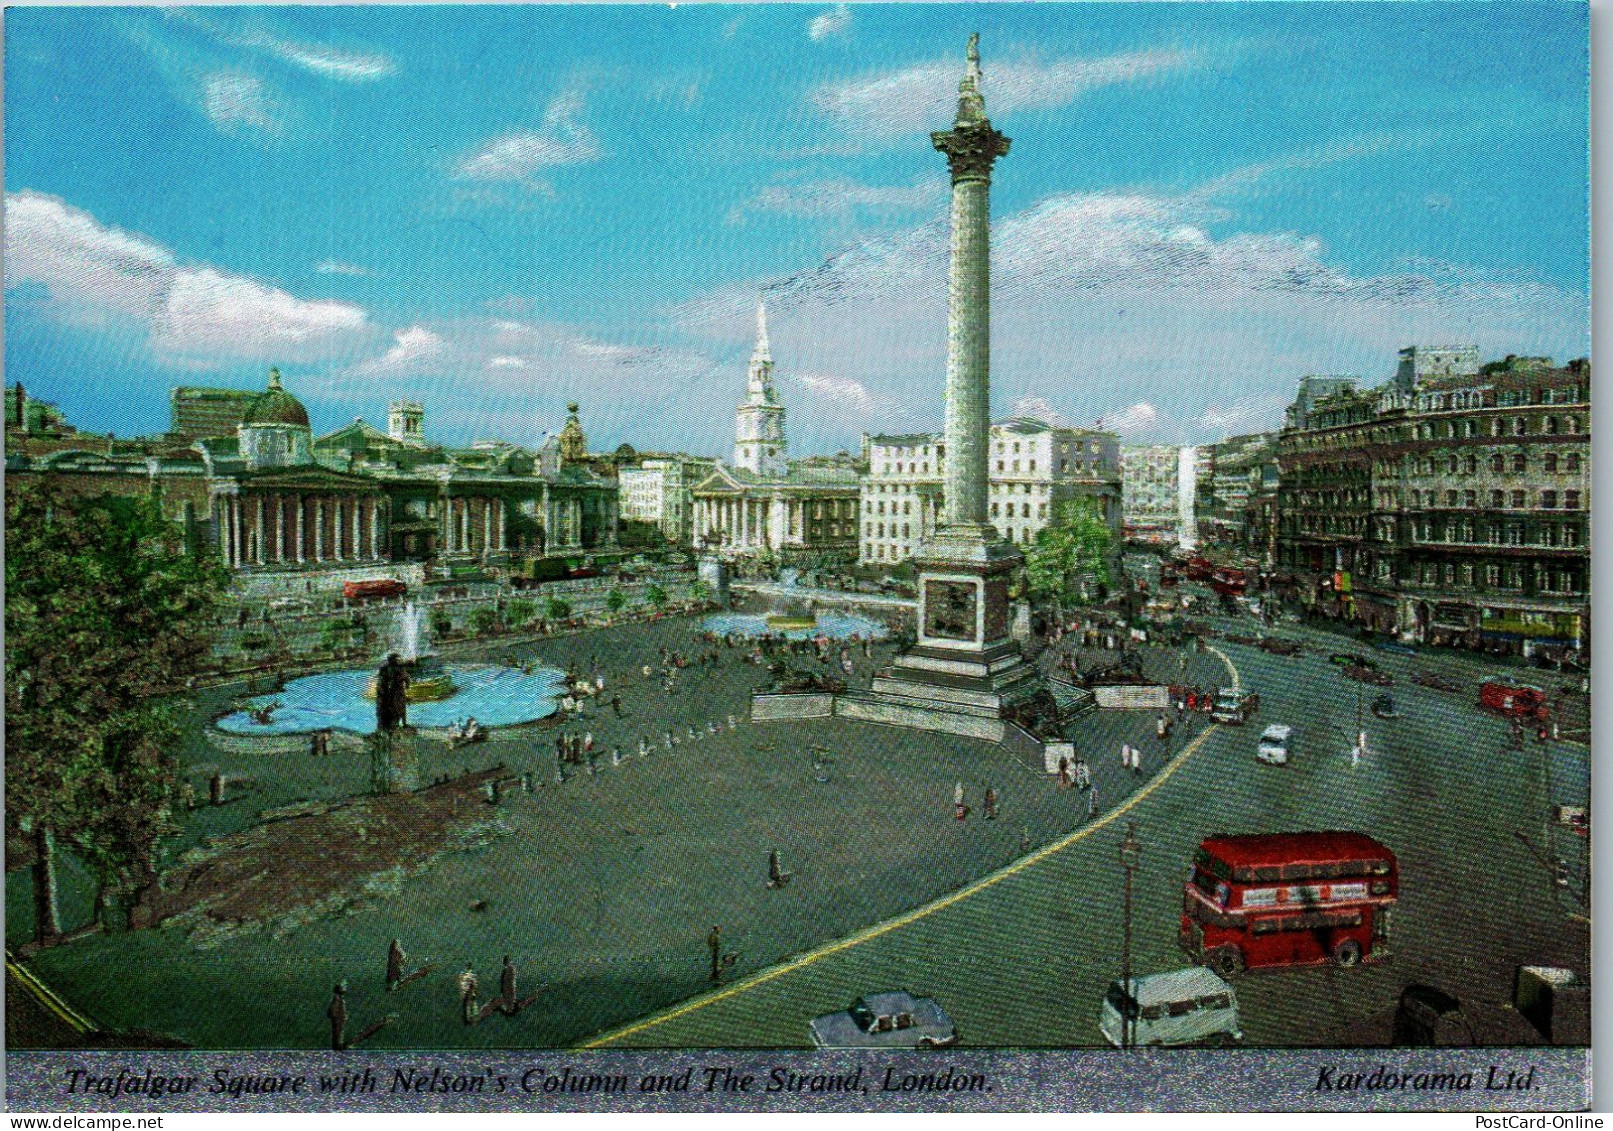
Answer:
[[691, 304, 860, 562]]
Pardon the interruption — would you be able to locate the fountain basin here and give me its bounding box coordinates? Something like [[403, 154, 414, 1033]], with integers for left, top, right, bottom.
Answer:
[[364, 655, 459, 702], [216, 664, 568, 736], [703, 611, 891, 640], [764, 614, 818, 632]]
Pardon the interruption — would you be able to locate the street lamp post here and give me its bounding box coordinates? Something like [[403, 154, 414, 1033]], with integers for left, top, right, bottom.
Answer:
[[1119, 821, 1141, 1050]]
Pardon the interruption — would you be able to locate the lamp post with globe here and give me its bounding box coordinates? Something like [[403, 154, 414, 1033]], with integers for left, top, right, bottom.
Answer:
[[1119, 821, 1142, 1050]]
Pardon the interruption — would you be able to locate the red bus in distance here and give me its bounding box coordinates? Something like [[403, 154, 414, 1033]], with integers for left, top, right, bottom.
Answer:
[[1179, 831, 1398, 977], [342, 578, 408, 601]]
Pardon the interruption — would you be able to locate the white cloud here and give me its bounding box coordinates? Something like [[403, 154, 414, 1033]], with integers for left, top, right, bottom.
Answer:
[[1098, 402, 1162, 436], [201, 71, 284, 133], [353, 325, 445, 375], [812, 47, 1200, 137], [5, 190, 370, 362], [240, 31, 397, 82], [456, 91, 600, 182], [728, 175, 945, 224], [488, 355, 527, 369], [667, 161, 1586, 447], [808, 5, 851, 41], [314, 258, 372, 277]]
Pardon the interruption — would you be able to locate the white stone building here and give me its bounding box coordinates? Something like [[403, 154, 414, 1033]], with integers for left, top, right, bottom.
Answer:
[[618, 455, 714, 546], [1120, 444, 1181, 544], [859, 418, 1122, 565], [692, 303, 860, 561]]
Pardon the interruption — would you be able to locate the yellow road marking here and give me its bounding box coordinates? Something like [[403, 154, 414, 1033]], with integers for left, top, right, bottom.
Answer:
[[581, 646, 1238, 1048], [6, 949, 95, 1034]]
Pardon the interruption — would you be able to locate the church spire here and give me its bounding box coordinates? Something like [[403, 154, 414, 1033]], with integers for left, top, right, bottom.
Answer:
[[753, 301, 771, 365]]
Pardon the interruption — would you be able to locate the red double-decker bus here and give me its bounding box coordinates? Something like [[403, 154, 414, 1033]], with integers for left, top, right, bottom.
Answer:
[[1179, 831, 1397, 976]]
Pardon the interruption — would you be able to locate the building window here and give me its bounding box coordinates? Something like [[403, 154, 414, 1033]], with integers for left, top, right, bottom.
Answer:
[[1565, 490, 1581, 509], [1545, 417, 1559, 435], [1491, 453, 1505, 474], [1566, 416, 1580, 433], [1512, 454, 1527, 474], [997, 461, 1004, 472], [1465, 490, 1477, 508], [1564, 525, 1580, 548], [1060, 459, 1069, 473], [1461, 564, 1474, 586], [1486, 564, 1501, 587], [1012, 460, 1020, 472], [990, 503, 999, 517], [1513, 418, 1527, 436], [1565, 452, 1581, 473], [1490, 489, 1504, 508], [1511, 490, 1526, 509], [1445, 490, 1458, 507], [1506, 523, 1524, 546], [1541, 490, 1557, 510]]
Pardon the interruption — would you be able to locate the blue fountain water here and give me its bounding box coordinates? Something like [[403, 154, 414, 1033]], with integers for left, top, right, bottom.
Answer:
[[700, 610, 892, 640], [216, 664, 569, 736]]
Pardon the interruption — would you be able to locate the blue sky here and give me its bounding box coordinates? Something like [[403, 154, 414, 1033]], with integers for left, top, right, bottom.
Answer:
[[4, 3, 1589, 453]]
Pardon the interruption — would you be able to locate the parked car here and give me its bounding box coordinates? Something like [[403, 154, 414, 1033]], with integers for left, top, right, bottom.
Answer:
[[1393, 984, 1474, 1046], [1343, 664, 1394, 687], [1258, 638, 1303, 657], [1100, 968, 1242, 1048], [1257, 723, 1294, 766], [809, 991, 958, 1049], [1211, 688, 1261, 725], [1329, 652, 1377, 669], [1412, 670, 1461, 693], [1479, 677, 1549, 718]]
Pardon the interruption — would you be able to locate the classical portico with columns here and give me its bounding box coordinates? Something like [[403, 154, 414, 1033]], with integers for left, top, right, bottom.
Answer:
[[691, 302, 860, 563]]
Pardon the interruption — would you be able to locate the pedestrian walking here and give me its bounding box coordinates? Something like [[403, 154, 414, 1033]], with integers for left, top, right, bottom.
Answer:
[[584, 731, 595, 756], [386, 938, 406, 991], [1120, 742, 1131, 769], [1157, 714, 1169, 743], [499, 955, 520, 1016], [1131, 744, 1142, 774], [766, 850, 793, 889], [984, 787, 999, 820], [1075, 757, 1091, 791], [639, 737, 650, 759], [611, 746, 622, 767], [327, 982, 348, 1050], [707, 925, 723, 983], [611, 695, 623, 717], [1088, 785, 1099, 819], [1058, 755, 1071, 788], [458, 966, 479, 1025], [664, 730, 674, 750]]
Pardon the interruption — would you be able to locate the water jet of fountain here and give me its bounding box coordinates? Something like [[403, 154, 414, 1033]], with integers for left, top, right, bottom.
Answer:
[[397, 601, 426, 662]]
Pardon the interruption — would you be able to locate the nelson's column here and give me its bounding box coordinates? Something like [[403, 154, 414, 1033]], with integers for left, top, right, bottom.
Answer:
[[850, 35, 1046, 740]]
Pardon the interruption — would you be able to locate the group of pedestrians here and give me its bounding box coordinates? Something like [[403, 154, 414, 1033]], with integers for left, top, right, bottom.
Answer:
[[951, 782, 1003, 822]]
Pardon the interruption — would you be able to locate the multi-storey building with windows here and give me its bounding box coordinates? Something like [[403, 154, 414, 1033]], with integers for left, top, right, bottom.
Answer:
[[858, 418, 1122, 566], [1276, 352, 1589, 653], [1120, 444, 1182, 545], [1195, 433, 1278, 551]]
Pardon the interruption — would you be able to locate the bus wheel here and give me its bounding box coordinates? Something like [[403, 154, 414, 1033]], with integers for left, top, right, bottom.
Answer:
[[1207, 946, 1244, 977], [1333, 938, 1362, 967]]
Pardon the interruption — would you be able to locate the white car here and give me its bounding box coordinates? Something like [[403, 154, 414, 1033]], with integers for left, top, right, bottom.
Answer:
[[1100, 967, 1243, 1048], [1257, 724, 1293, 765]]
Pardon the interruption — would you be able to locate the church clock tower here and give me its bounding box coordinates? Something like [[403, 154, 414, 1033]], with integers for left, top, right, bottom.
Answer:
[[732, 302, 787, 477]]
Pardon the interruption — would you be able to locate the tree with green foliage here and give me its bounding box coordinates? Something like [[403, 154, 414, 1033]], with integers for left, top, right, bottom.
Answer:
[[430, 608, 453, 638], [644, 583, 668, 609], [604, 588, 628, 614], [504, 597, 536, 629], [1023, 497, 1113, 615], [467, 607, 500, 636], [690, 579, 713, 606], [6, 482, 226, 939], [544, 596, 573, 621]]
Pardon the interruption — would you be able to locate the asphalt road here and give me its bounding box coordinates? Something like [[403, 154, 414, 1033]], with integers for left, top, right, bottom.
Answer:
[[592, 616, 1589, 1048]]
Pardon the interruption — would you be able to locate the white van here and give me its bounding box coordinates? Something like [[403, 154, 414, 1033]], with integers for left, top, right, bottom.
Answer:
[[1257, 723, 1293, 766], [1099, 967, 1242, 1048]]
